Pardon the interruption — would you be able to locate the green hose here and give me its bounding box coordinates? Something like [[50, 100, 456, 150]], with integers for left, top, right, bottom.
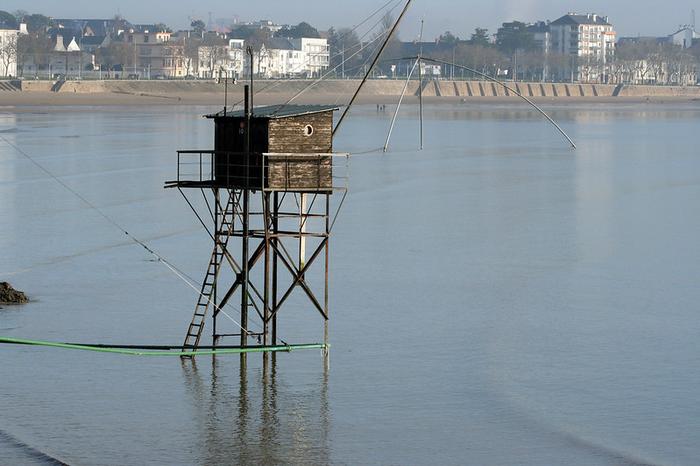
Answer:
[[0, 337, 327, 357]]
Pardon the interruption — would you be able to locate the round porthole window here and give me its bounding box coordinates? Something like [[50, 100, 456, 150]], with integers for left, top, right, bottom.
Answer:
[[304, 125, 314, 137]]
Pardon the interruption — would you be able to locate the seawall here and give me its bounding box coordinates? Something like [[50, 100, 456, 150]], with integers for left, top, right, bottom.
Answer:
[[3, 79, 700, 106]]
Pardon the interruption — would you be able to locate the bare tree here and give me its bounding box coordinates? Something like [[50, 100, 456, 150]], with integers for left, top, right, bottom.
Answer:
[[646, 49, 666, 84], [612, 41, 699, 85], [182, 37, 199, 76], [516, 50, 547, 82], [95, 43, 135, 77], [613, 41, 650, 84], [199, 44, 228, 78], [454, 44, 506, 77], [328, 27, 362, 77], [16, 32, 53, 77], [0, 31, 18, 76], [361, 12, 400, 76], [667, 47, 696, 85]]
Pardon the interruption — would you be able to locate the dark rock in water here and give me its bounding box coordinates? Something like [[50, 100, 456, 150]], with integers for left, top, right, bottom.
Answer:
[[0, 282, 28, 304]]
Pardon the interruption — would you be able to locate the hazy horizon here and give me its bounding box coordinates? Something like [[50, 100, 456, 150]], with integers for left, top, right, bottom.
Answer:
[[1, 0, 698, 40]]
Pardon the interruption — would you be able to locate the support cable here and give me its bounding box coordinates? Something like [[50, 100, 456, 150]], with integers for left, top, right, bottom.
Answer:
[[179, 187, 215, 241], [200, 188, 215, 223], [0, 134, 258, 338], [333, 0, 415, 137], [407, 56, 577, 149]]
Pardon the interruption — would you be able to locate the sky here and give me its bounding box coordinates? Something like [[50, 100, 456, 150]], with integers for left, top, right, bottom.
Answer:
[[1, 0, 698, 39]]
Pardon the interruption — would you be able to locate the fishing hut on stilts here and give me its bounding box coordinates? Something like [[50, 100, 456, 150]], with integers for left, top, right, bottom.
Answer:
[[166, 74, 348, 356]]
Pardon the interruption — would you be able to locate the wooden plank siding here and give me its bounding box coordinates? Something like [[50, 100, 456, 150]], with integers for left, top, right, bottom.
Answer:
[[266, 155, 333, 192], [267, 112, 333, 153], [267, 112, 333, 192], [213, 110, 335, 192]]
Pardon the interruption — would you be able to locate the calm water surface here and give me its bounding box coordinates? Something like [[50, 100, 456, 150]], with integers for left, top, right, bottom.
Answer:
[[1, 102, 699, 465]]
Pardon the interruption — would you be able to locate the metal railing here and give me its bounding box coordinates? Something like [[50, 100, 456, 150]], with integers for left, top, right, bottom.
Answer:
[[175, 150, 349, 193], [176, 150, 215, 184]]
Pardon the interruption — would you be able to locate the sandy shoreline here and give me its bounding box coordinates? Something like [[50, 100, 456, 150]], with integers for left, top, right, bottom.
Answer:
[[2, 90, 700, 108]]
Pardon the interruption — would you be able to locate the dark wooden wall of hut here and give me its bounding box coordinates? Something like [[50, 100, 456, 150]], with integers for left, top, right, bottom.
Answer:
[[212, 111, 335, 192], [214, 117, 267, 188]]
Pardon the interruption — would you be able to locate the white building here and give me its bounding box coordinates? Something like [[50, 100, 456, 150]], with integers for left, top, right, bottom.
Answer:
[[291, 38, 329, 76], [246, 37, 329, 78], [0, 23, 24, 77], [198, 39, 246, 79], [550, 13, 616, 82], [668, 26, 700, 49], [420, 62, 441, 77], [228, 39, 245, 77], [266, 38, 307, 77]]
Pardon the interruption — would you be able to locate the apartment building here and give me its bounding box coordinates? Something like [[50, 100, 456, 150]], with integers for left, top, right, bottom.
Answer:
[[290, 38, 329, 76], [550, 13, 616, 82]]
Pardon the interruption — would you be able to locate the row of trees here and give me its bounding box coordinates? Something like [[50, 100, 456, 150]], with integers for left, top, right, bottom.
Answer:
[[323, 24, 563, 82], [366, 23, 699, 84], [613, 41, 699, 85], [424, 41, 699, 84]]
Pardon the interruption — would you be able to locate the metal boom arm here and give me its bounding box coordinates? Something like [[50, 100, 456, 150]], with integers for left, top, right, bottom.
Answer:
[[416, 56, 577, 149]]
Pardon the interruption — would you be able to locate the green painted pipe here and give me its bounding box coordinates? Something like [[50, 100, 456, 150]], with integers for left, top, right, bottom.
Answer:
[[0, 337, 327, 357]]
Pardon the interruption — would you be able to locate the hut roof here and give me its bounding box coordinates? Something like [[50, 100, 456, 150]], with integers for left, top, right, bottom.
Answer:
[[207, 105, 338, 119]]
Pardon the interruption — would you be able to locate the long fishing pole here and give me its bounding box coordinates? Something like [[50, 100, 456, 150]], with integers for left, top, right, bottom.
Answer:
[[418, 19, 424, 150], [384, 58, 419, 152], [333, 0, 414, 137], [414, 56, 577, 149]]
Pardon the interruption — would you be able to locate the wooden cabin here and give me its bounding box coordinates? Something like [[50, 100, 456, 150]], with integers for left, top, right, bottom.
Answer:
[[207, 105, 338, 192]]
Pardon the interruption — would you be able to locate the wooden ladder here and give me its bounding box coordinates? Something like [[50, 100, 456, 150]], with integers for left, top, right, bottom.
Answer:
[[181, 193, 236, 355]]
